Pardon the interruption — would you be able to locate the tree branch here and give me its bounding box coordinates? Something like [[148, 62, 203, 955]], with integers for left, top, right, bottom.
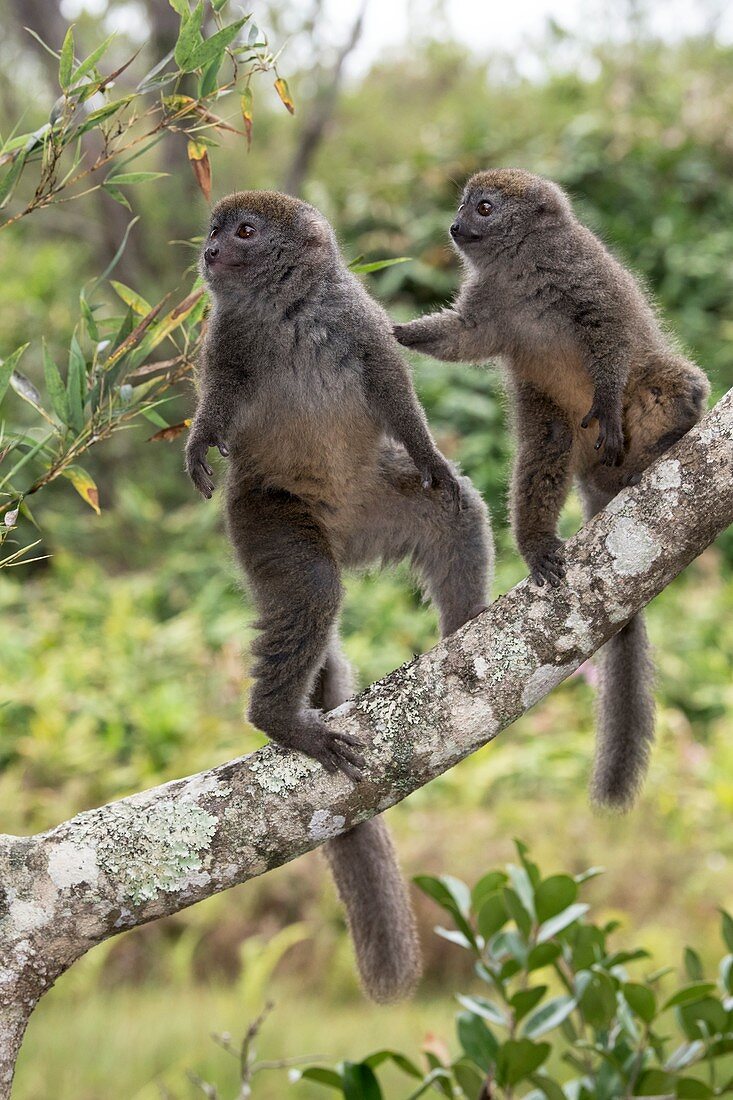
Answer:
[[1, 389, 732, 1096]]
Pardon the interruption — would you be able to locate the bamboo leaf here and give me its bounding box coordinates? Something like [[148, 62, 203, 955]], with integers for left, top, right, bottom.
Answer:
[[42, 341, 70, 424], [102, 184, 132, 210], [174, 1, 204, 70], [274, 76, 295, 114], [349, 256, 410, 275], [187, 18, 246, 71], [63, 465, 100, 514], [0, 344, 29, 406], [187, 140, 211, 200], [59, 26, 75, 91], [147, 418, 191, 442], [110, 281, 152, 316], [240, 86, 253, 148], [66, 336, 86, 433], [70, 33, 115, 85], [105, 171, 168, 185], [10, 371, 43, 410], [0, 150, 27, 209]]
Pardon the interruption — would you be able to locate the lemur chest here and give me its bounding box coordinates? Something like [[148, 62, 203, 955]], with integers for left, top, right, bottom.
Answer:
[[232, 368, 379, 503], [509, 344, 594, 426]]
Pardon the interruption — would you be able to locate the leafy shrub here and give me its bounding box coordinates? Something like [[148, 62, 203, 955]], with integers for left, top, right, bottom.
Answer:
[[202, 844, 733, 1099]]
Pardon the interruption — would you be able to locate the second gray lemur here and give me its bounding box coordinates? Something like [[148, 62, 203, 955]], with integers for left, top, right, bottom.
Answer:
[[186, 190, 494, 1002], [394, 168, 709, 811]]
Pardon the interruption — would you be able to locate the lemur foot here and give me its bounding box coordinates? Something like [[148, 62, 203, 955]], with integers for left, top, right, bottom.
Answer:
[[272, 717, 365, 781], [525, 539, 566, 588]]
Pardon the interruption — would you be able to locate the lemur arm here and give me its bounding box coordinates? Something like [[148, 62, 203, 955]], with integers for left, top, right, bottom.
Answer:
[[393, 309, 497, 363], [185, 343, 242, 498], [575, 307, 630, 468], [362, 338, 461, 508]]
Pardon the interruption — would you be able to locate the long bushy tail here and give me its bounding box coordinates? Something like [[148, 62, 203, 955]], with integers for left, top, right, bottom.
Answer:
[[591, 612, 656, 811], [315, 642, 422, 1003]]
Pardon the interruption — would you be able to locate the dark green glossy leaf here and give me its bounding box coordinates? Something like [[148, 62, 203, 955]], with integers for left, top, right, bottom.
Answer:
[[624, 982, 657, 1023], [496, 1038, 550, 1087], [535, 875, 578, 923], [633, 1069, 676, 1096], [477, 892, 508, 941], [663, 983, 717, 1011], [341, 1061, 383, 1100], [456, 1011, 498, 1072], [684, 947, 704, 982]]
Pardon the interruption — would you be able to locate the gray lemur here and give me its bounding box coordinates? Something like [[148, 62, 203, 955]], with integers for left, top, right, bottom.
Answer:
[[394, 168, 709, 811], [185, 190, 494, 1002]]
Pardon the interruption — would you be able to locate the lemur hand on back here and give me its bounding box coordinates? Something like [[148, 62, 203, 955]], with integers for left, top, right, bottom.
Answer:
[[186, 190, 494, 1001], [394, 168, 709, 811]]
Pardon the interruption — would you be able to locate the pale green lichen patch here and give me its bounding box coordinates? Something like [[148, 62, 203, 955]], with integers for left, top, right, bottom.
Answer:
[[606, 517, 661, 576], [486, 626, 534, 679], [181, 773, 231, 802], [249, 748, 319, 794], [358, 659, 447, 757], [75, 799, 217, 906]]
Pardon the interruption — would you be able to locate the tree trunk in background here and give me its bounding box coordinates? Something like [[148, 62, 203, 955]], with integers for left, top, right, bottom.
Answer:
[[282, 4, 367, 196], [1, 390, 732, 1097]]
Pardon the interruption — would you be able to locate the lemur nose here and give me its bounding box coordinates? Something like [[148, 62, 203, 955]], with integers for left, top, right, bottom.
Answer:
[[449, 222, 461, 237], [205, 244, 219, 262]]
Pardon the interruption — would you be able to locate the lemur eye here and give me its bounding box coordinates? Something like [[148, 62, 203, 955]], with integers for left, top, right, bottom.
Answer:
[[477, 200, 494, 217], [236, 223, 256, 239], [458, 202, 465, 212], [209, 226, 219, 238]]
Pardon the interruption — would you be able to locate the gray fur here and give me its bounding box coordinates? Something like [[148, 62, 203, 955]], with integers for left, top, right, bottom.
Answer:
[[186, 190, 494, 999], [394, 168, 709, 810]]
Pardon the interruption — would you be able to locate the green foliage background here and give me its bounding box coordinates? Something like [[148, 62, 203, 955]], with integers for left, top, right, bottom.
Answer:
[[1, 2, 733, 1096]]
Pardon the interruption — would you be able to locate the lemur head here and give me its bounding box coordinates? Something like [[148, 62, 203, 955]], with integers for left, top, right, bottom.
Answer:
[[201, 190, 338, 300], [449, 169, 572, 265]]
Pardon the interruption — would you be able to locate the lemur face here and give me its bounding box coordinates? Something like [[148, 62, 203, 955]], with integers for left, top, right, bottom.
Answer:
[[201, 191, 333, 292], [449, 187, 508, 250], [449, 169, 569, 258]]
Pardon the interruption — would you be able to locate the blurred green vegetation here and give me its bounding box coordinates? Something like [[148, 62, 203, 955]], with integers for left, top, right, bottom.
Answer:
[[2, 1, 733, 1096]]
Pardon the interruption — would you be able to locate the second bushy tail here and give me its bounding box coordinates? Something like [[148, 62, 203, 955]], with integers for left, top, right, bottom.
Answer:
[[591, 612, 656, 811], [315, 643, 421, 1003]]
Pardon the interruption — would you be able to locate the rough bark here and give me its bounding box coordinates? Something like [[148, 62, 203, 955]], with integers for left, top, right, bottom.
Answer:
[[1, 389, 732, 1096]]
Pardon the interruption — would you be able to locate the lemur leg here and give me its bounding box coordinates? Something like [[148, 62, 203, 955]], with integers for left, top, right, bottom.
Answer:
[[226, 485, 364, 779], [343, 446, 493, 637], [310, 636, 354, 711], [510, 382, 574, 587], [579, 480, 655, 810], [393, 310, 498, 363]]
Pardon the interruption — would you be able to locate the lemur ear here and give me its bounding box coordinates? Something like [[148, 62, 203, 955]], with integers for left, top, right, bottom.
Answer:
[[300, 211, 331, 248]]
